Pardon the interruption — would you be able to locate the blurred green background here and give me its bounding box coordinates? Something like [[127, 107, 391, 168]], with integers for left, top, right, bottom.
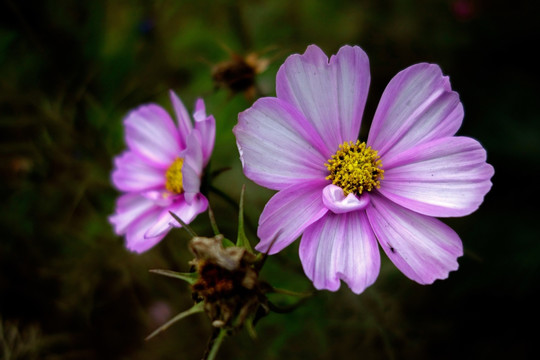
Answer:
[[1, 0, 538, 359]]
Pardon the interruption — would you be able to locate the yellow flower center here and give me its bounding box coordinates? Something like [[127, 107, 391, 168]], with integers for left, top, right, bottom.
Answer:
[[165, 158, 184, 194], [325, 140, 384, 196]]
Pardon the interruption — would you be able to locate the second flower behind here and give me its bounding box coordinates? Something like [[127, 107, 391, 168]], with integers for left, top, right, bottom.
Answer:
[[109, 91, 216, 253]]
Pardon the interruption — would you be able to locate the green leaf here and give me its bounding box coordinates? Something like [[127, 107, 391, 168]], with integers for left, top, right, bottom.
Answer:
[[236, 184, 253, 253], [221, 237, 236, 248], [149, 269, 198, 284], [145, 301, 204, 340]]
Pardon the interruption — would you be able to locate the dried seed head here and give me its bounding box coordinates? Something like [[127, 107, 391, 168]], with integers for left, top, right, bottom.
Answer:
[[189, 236, 267, 330]]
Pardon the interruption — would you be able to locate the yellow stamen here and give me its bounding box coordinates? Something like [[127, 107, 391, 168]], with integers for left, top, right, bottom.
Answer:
[[165, 158, 184, 194], [325, 140, 384, 196]]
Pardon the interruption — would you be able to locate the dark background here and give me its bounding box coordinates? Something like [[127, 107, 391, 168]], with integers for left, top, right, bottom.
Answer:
[[1, 0, 538, 359]]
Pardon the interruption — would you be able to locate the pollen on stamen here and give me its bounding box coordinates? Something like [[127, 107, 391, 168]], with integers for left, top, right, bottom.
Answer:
[[325, 140, 384, 196], [165, 158, 184, 194]]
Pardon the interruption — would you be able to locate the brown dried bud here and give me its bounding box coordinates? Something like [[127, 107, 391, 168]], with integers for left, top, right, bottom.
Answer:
[[189, 236, 268, 331], [211, 49, 271, 100]]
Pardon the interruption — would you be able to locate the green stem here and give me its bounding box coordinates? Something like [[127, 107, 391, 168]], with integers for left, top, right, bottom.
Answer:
[[206, 328, 227, 360], [207, 204, 221, 236], [208, 185, 257, 235], [208, 185, 239, 210]]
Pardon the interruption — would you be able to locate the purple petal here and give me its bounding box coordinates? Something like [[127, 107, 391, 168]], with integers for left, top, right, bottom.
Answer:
[[145, 194, 208, 238], [368, 63, 463, 160], [125, 207, 166, 253], [193, 98, 207, 122], [169, 90, 193, 149], [193, 99, 215, 166], [124, 104, 182, 167], [192, 98, 215, 166], [276, 45, 370, 151], [109, 193, 157, 235], [234, 97, 329, 190], [183, 129, 204, 177], [111, 151, 165, 192], [379, 136, 494, 217], [366, 194, 463, 284], [255, 180, 329, 254], [299, 211, 380, 294], [180, 161, 200, 205], [322, 184, 370, 214]]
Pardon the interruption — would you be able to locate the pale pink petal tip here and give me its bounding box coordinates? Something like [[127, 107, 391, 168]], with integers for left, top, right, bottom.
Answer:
[[322, 184, 370, 214]]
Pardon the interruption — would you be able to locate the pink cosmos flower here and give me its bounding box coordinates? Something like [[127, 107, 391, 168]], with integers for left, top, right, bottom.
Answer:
[[109, 91, 215, 253], [233, 45, 494, 294]]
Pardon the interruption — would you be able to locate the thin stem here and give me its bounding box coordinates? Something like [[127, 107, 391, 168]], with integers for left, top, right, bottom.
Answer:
[[204, 328, 227, 360], [207, 204, 221, 236], [208, 185, 239, 210], [208, 185, 257, 234], [270, 287, 313, 298]]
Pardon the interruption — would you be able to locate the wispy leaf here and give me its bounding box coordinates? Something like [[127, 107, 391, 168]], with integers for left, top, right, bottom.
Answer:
[[145, 302, 204, 340], [149, 269, 198, 284], [236, 184, 253, 253]]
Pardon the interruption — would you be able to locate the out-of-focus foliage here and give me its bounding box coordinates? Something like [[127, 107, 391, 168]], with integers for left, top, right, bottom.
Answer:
[[0, 0, 538, 359]]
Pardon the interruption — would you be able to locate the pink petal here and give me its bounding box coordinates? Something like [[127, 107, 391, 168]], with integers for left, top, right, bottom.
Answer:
[[366, 194, 463, 284], [183, 129, 204, 177], [368, 63, 463, 160], [276, 45, 370, 151], [322, 184, 370, 214], [379, 136, 494, 217], [181, 162, 201, 205], [109, 193, 157, 235], [124, 104, 182, 167], [190, 97, 215, 166], [193, 98, 207, 122], [255, 180, 329, 254], [125, 207, 167, 253], [193, 98, 215, 166], [299, 211, 380, 294], [145, 194, 208, 238], [234, 97, 329, 190], [169, 90, 193, 149], [111, 151, 165, 192]]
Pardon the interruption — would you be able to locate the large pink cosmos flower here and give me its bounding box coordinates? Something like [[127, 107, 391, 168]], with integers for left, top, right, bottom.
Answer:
[[234, 45, 494, 294], [109, 91, 215, 253]]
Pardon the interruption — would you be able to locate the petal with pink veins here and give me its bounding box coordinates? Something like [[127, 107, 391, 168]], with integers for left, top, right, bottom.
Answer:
[[111, 151, 165, 192], [368, 63, 463, 160], [366, 194, 463, 285], [169, 90, 193, 149], [145, 194, 209, 238], [109, 193, 157, 235], [124, 104, 182, 167], [276, 45, 370, 151], [234, 97, 329, 190], [299, 211, 380, 294], [256, 180, 329, 254], [379, 136, 494, 217], [125, 208, 167, 253]]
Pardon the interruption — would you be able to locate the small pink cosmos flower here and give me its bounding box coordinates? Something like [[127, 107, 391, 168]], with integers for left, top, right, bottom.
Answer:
[[233, 45, 494, 294], [109, 91, 215, 253]]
